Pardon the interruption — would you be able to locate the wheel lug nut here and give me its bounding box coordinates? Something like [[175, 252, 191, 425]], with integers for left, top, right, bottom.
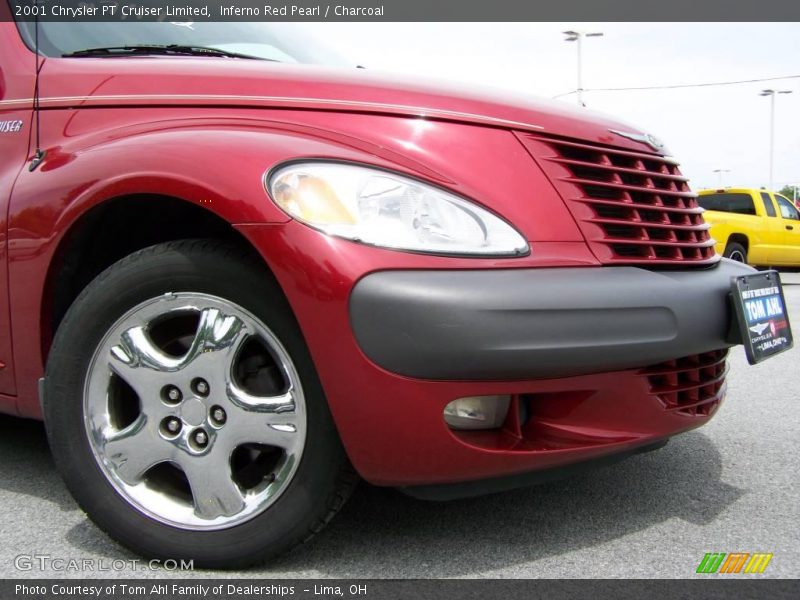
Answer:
[[193, 379, 209, 397], [163, 385, 182, 404], [211, 406, 226, 425], [194, 430, 208, 447], [162, 417, 182, 435]]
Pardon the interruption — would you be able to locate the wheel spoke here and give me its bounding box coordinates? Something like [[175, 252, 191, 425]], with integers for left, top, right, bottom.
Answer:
[[108, 327, 182, 406], [227, 384, 295, 414], [111, 308, 245, 377], [101, 417, 170, 485], [180, 453, 246, 520], [111, 326, 183, 372], [186, 308, 245, 360], [224, 385, 300, 448], [229, 412, 301, 449]]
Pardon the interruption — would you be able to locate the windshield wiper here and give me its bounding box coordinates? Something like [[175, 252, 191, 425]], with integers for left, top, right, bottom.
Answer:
[[63, 45, 272, 60]]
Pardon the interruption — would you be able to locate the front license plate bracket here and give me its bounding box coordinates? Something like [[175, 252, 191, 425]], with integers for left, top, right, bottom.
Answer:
[[730, 270, 793, 364]]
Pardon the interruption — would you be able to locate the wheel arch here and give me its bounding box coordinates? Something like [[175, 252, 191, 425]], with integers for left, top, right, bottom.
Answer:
[[7, 119, 371, 417], [725, 233, 749, 252], [41, 193, 284, 367]]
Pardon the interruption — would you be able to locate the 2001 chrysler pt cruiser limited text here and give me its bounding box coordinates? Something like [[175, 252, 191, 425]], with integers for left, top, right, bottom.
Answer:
[[0, 13, 793, 567]]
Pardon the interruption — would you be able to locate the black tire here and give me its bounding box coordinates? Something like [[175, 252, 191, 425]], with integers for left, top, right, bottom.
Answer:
[[723, 242, 748, 264], [43, 240, 357, 568]]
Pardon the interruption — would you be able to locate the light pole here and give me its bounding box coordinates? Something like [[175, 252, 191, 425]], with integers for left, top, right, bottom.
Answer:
[[563, 30, 603, 107], [712, 169, 731, 188], [759, 89, 792, 192]]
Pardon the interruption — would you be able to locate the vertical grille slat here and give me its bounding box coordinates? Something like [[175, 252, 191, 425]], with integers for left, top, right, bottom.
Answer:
[[519, 134, 721, 267]]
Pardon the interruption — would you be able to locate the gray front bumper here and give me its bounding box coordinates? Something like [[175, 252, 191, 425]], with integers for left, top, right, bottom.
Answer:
[[349, 259, 754, 380]]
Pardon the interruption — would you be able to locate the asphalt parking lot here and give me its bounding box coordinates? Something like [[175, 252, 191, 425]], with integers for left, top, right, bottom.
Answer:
[[1, 274, 798, 579]]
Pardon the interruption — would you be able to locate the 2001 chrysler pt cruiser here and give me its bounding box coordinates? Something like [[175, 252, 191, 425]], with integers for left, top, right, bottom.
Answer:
[[0, 14, 792, 567]]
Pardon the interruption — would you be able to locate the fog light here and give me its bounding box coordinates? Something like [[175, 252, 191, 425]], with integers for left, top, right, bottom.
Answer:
[[443, 395, 511, 430]]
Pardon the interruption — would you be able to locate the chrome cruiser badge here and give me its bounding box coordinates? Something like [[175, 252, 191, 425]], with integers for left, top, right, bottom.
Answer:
[[0, 120, 23, 134], [609, 129, 665, 152]]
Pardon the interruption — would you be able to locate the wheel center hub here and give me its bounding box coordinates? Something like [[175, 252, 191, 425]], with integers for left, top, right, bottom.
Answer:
[[180, 398, 206, 427]]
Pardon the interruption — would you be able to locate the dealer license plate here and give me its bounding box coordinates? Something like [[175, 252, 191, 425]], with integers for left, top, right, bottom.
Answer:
[[731, 270, 793, 364]]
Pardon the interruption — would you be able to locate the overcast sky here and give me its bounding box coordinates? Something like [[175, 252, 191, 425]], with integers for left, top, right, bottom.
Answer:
[[302, 22, 800, 192]]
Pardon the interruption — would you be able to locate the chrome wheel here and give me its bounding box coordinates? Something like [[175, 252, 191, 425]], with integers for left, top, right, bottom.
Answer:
[[729, 250, 746, 263], [83, 292, 306, 530]]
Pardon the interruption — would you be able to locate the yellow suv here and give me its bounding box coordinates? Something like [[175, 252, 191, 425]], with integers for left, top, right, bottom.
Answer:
[[698, 188, 800, 266]]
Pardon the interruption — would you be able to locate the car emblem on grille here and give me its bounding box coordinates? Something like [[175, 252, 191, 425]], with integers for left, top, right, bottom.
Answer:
[[609, 129, 665, 151]]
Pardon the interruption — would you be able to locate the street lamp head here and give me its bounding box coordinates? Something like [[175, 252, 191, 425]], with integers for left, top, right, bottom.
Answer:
[[778, 90, 793, 95], [586, 32, 604, 37], [760, 89, 775, 96]]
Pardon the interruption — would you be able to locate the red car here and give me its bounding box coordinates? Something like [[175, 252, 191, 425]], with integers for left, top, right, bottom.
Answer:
[[0, 17, 765, 567]]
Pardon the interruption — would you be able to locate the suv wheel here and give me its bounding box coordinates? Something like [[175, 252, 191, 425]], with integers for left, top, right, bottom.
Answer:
[[723, 242, 747, 263], [44, 240, 356, 568]]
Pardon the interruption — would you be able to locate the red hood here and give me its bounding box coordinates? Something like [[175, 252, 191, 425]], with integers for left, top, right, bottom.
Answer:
[[39, 57, 662, 154]]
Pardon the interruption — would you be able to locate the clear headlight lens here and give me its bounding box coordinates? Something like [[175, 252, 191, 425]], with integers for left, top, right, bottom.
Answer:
[[267, 162, 529, 256]]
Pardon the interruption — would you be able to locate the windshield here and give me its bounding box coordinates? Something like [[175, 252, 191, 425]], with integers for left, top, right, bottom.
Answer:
[[15, 21, 350, 66]]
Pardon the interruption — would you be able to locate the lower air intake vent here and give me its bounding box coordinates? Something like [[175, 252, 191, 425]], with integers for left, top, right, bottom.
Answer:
[[642, 350, 728, 417]]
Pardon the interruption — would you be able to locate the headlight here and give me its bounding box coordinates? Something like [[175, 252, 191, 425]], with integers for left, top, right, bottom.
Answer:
[[267, 162, 529, 256]]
